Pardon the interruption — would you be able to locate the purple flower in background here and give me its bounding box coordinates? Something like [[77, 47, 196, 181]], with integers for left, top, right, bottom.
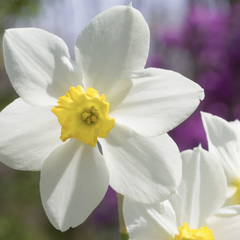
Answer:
[[151, 2, 240, 151]]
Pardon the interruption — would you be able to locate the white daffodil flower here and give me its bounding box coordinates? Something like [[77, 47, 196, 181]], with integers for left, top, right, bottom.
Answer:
[[124, 146, 240, 240], [201, 111, 240, 206], [0, 5, 203, 231]]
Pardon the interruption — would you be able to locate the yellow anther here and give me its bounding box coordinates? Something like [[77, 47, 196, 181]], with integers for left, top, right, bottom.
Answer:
[[85, 107, 91, 113], [90, 105, 95, 112], [82, 105, 99, 124], [91, 115, 98, 123], [86, 117, 91, 125], [94, 111, 99, 117], [82, 112, 91, 120]]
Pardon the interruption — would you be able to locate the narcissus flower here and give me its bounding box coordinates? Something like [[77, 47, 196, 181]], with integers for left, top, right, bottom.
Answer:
[[0, 4, 203, 231], [201, 111, 240, 206], [124, 146, 240, 240]]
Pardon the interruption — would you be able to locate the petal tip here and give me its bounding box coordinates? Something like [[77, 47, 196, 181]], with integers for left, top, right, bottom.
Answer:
[[200, 88, 205, 101], [3, 29, 11, 42], [200, 111, 212, 122], [197, 143, 202, 150], [128, 2, 133, 8], [4, 29, 9, 35]]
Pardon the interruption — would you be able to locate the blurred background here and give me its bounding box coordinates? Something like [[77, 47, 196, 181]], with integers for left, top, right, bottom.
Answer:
[[0, 0, 240, 239]]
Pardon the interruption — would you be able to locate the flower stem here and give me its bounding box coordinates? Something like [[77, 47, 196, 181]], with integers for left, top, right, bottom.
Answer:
[[117, 193, 129, 240], [120, 233, 129, 240]]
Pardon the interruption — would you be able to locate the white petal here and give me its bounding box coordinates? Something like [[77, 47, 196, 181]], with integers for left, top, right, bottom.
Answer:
[[0, 98, 62, 171], [3, 28, 82, 106], [206, 205, 240, 240], [201, 112, 240, 182], [169, 146, 227, 229], [108, 68, 204, 136], [75, 5, 149, 95], [40, 139, 109, 231], [123, 198, 177, 240], [229, 119, 240, 144], [99, 123, 182, 204]]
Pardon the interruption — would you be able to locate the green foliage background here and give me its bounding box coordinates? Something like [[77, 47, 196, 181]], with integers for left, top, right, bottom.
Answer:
[[0, 0, 40, 34]]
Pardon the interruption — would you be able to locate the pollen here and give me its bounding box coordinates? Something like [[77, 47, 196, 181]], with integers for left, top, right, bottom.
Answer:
[[174, 222, 214, 240], [52, 86, 115, 147]]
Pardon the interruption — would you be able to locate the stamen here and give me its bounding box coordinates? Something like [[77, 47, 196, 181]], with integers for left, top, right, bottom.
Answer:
[[82, 112, 91, 120], [85, 107, 91, 113], [87, 117, 91, 125], [94, 111, 99, 117], [91, 115, 98, 122], [82, 105, 99, 125], [90, 105, 95, 112]]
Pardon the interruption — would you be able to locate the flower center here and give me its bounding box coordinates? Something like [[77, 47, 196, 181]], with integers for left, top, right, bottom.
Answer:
[[82, 105, 99, 124], [52, 85, 115, 147], [174, 222, 214, 240]]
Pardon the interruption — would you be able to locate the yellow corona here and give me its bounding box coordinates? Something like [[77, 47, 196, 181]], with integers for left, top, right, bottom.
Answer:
[[52, 86, 115, 147], [174, 222, 214, 240]]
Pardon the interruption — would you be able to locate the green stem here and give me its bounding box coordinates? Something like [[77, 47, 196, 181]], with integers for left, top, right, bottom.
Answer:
[[120, 233, 129, 240], [117, 193, 129, 240]]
